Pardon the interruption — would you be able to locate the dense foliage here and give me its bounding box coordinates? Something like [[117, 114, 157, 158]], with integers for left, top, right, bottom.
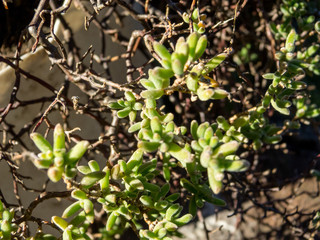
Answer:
[[0, 0, 320, 239]]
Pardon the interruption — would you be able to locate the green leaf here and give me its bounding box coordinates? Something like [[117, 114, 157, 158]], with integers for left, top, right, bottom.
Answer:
[[106, 211, 119, 231], [33, 158, 53, 169], [125, 91, 135, 102], [151, 67, 174, 79], [212, 141, 239, 157], [168, 143, 192, 164], [164, 222, 178, 231], [100, 167, 110, 191], [271, 98, 290, 115], [81, 171, 106, 188], [190, 120, 199, 140], [203, 53, 227, 74], [141, 89, 164, 99], [140, 195, 154, 207], [65, 141, 90, 164], [187, 32, 200, 61], [53, 124, 65, 151], [153, 41, 171, 62], [138, 141, 160, 152], [117, 107, 131, 118], [263, 135, 282, 144], [62, 201, 82, 218], [200, 146, 212, 168], [127, 178, 144, 191], [143, 181, 161, 193], [171, 57, 184, 76], [285, 29, 297, 53], [70, 211, 86, 227], [180, 178, 198, 193], [287, 81, 307, 90], [150, 116, 162, 134], [30, 133, 53, 153], [52, 216, 69, 231], [77, 165, 91, 175], [71, 189, 87, 200], [128, 122, 141, 133], [165, 204, 182, 221], [48, 166, 63, 182], [197, 87, 214, 101], [88, 160, 100, 172], [262, 73, 274, 80], [207, 167, 223, 194], [140, 78, 156, 90], [211, 88, 229, 99], [137, 159, 157, 175], [80, 199, 94, 214], [173, 214, 193, 226], [108, 101, 125, 109], [194, 35, 207, 60], [127, 149, 144, 170], [196, 122, 209, 139], [220, 159, 250, 172], [165, 193, 180, 202], [117, 206, 131, 220], [63, 227, 73, 240]]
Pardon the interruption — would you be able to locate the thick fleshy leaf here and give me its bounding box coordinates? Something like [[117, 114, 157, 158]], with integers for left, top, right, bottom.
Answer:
[[88, 160, 100, 172], [77, 165, 91, 175], [271, 98, 290, 115], [212, 141, 239, 157], [196, 122, 209, 139], [168, 143, 192, 164], [53, 124, 65, 151], [117, 107, 131, 118], [165, 222, 178, 231], [71, 189, 87, 200], [30, 133, 53, 153], [108, 101, 125, 109], [81, 171, 106, 188], [190, 120, 199, 140], [141, 89, 164, 99], [171, 57, 184, 76], [207, 167, 223, 194], [285, 29, 296, 53], [211, 88, 229, 99], [100, 167, 110, 191], [151, 116, 162, 134], [138, 141, 160, 152], [106, 211, 119, 231], [173, 214, 193, 226], [200, 146, 212, 168], [203, 53, 227, 74], [223, 159, 250, 172], [140, 78, 156, 90], [165, 203, 182, 221], [139, 195, 154, 207], [80, 199, 93, 214], [187, 32, 200, 61], [194, 35, 207, 60], [125, 91, 135, 102], [33, 158, 53, 169], [65, 141, 89, 164], [52, 216, 69, 231], [153, 41, 171, 62], [62, 201, 82, 218], [48, 166, 63, 182], [262, 73, 274, 80], [197, 87, 214, 101]]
